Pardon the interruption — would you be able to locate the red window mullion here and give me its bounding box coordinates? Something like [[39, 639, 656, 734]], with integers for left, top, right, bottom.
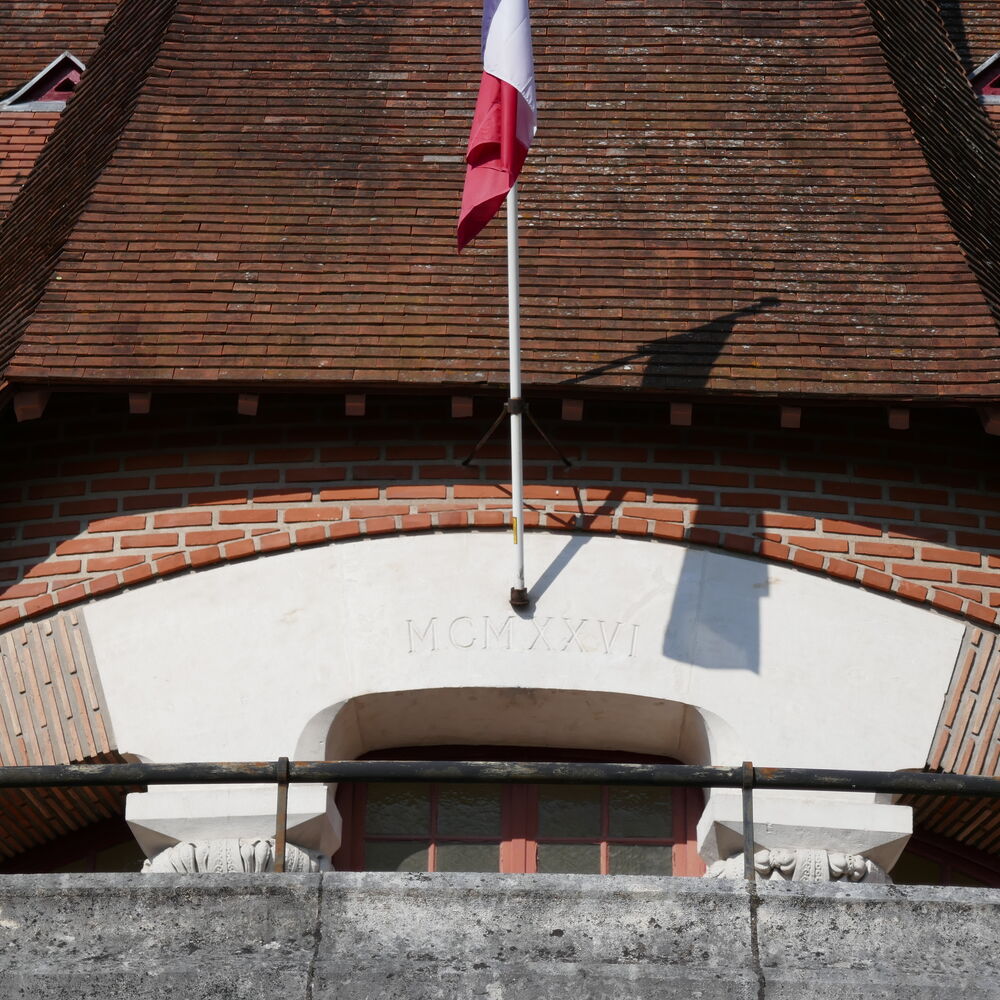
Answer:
[[670, 782, 685, 877], [502, 785, 533, 873], [427, 784, 439, 872], [672, 787, 705, 877], [600, 785, 610, 875], [333, 782, 368, 872]]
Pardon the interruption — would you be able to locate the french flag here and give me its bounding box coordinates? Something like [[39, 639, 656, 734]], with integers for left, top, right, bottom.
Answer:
[[457, 0, 537, 251]]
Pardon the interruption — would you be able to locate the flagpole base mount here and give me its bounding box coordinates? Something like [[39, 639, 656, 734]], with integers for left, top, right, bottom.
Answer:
[[509, 587, 530, 609]]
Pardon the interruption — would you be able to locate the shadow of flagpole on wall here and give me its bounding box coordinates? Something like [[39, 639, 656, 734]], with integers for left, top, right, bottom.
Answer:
[[661, 547, 768, 674]]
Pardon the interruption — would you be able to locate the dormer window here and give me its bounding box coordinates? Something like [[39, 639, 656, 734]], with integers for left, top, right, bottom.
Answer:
[[0, 52, 85, 112], [971, 52, 1000, 103]]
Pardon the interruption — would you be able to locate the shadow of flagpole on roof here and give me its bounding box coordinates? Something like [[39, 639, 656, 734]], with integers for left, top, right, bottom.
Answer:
[[560, 296, 780, 391]]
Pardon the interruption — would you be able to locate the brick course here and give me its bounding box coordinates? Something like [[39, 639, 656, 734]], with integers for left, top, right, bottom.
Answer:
[[2, 394, 1000, 629]]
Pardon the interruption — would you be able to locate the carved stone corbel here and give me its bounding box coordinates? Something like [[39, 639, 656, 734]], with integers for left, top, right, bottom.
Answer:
[[142, 837, 320, 873], [828, 851, 889, 883], [705, 847, 890, 883]]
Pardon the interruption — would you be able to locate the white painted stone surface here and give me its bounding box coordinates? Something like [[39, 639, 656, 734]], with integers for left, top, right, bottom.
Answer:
[[82, 532, 964, 863], [697, 790, 913, 868]]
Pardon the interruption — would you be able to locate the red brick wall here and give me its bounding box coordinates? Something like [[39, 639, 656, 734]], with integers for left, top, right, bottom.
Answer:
[[2, 393, 1000, 629]]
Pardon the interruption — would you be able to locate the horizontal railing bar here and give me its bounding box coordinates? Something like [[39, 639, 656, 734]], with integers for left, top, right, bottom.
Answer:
[[753, 766, 1000, 797], [0, 761, 997, 799]]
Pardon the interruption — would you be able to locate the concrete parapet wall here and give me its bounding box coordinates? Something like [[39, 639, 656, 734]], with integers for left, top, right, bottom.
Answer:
[[0, 873, 998, 999]]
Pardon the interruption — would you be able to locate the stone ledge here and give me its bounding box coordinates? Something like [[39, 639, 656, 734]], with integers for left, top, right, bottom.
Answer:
[[0, 873, 997, 999]]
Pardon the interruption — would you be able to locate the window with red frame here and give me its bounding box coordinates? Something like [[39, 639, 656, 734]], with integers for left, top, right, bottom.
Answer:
[[334, 747, 704, 877]]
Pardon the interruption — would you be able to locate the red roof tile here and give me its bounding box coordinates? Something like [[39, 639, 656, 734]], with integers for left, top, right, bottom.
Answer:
[[871, 0, 1000, 327], [1, 0, 1000, 400], [940, 0, 1000, 72], [0, 0, 178, 377], [0, 0, 112, 227], [0, 609, 127, 862], [0, 113, 59, 217], [0, 2, 118, 95]]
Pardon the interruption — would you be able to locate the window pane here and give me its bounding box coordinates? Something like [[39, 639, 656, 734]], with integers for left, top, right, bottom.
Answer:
[[609, 844, 672, 876], [435, 842, 501, 873], [537, 843, 601, 874], [608, 787, 673, 839], [537, 786, 601, 839], [365, 783, 430, 836], [437, 784, 503, 837], [364, 840, 429, 872]]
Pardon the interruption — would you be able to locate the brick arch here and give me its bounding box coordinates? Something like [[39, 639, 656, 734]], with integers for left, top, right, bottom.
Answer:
[[3, 395, 1000, 632], [1, 498, 996, 632]]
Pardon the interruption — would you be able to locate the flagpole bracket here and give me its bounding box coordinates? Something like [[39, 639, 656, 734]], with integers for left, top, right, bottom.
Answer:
[[460, 399, 572, 469], [509, 586, 530, 609], [524, 403, 572, 469]]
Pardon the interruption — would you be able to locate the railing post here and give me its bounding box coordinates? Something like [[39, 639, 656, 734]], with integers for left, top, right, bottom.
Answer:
[[274, 756, 289, 874], [742, 761, 755, 881]]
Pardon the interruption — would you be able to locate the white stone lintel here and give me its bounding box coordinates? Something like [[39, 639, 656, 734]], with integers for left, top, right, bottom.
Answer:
[[696, 788, 912, 870], [125, 783, 338, 862]]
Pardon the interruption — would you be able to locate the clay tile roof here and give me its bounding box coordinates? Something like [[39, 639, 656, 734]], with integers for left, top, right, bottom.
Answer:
[[0, 2, 118, 97], [939, 0, 1000, 72], [0, 611, 127, 863], [901, 623, 1000, 859], [0, 2, 116, 232], [1, 0, 1000, 400], [871, 0, 1000, 327], [0, 113, 60, 217], [0, 0, 177, 379]]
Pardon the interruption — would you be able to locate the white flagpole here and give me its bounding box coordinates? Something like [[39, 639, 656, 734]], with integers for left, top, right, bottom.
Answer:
[[507, 182, 529, 608]]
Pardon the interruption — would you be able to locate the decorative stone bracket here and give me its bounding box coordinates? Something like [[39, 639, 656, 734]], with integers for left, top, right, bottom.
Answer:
[[705, 848, 890, 883], [142, 838, 320, 874]]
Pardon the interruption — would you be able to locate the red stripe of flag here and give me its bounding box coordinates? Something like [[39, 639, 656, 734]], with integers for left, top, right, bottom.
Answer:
[[457, 73, 528, 251]]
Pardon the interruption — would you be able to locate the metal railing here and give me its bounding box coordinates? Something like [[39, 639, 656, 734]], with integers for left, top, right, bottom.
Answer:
[[2, 760, 998, 876]]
